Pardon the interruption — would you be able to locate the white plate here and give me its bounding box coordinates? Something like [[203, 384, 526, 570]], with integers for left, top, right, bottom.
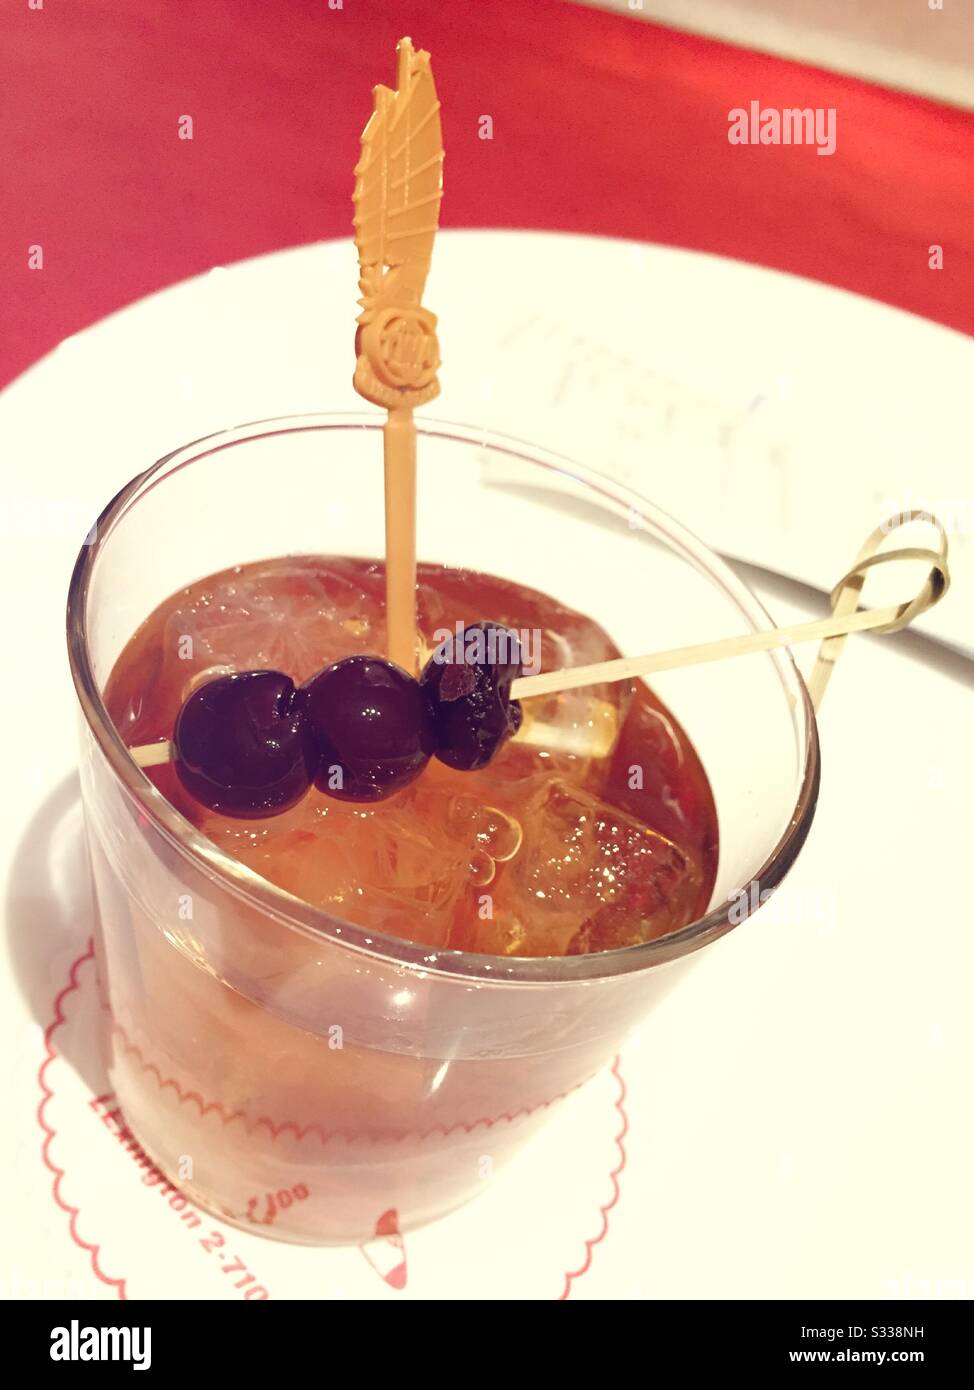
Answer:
[[2, 232, 972, 1300]]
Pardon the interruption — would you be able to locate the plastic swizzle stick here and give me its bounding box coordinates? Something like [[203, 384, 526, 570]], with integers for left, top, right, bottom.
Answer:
[[352, 35, 444, 675]]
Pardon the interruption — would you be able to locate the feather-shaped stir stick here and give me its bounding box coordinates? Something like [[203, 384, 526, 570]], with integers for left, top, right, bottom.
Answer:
[[352, 36, 444, 673]]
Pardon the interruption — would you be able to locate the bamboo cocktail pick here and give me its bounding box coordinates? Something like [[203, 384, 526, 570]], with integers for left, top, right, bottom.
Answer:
[[129, 513, 949, 769], [352, 35, 444, 674], [511, 513, 949, 710]]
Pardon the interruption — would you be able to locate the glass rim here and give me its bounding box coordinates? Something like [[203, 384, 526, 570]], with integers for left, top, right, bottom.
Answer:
[[66, 411, 820, 985]]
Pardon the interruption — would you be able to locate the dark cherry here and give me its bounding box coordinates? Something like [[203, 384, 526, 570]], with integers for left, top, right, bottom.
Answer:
[[301, 655, 434, 802], [173, 670, 318, 818], [420, 620, 524, 771]]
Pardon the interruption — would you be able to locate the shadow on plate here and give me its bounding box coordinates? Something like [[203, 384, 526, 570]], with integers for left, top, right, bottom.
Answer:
[[6, 772, 109, 1099]]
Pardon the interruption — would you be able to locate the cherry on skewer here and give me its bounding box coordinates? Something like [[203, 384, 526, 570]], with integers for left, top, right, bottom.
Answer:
[[173, 670, 318, 817], [162, 624, 526, 818], [301, 654, 434, 802], [420, 620, 524, 771]]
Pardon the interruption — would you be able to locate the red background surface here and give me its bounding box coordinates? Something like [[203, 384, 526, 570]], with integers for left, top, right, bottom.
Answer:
[[2, 0, 972, 390]]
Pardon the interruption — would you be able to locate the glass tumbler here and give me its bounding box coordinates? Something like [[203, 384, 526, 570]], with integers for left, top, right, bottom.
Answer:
[[67, 414, 819, 1243]]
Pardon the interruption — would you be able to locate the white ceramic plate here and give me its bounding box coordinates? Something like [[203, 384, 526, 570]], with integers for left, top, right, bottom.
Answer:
[[3, 233, 972, 1300]]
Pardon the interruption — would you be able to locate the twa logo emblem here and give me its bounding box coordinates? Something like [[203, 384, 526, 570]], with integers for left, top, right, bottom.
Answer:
[[359, 1209, 408, 1290]]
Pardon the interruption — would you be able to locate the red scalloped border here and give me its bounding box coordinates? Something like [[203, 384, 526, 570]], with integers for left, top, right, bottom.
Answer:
[[37, 942, 128, 1300], [111, 1023, 589, 1145], [36, 941, 627, 1299], [558, 1056, 627, 1300]]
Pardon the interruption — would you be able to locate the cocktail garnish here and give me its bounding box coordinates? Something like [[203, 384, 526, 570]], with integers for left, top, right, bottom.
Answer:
[[301, 654, 434, 802], [352, 36, 444, 674], [168, 629, 523, 814], [420, 621, 524, 770], [136, 513, 950, 817], [173, 670, 317, 817]]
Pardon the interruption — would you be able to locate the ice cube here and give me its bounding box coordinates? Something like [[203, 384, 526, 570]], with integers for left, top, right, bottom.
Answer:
[[516, 694, 622, 760], [159, 559, 387, 695], [511, 626, 633, 769], [467, 778, 703, 957], [443, 794, 523, 863], [209, 771, 472, 950]]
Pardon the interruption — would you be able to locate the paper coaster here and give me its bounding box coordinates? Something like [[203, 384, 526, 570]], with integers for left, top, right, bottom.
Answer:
[[38, 944, 627, 1300]]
